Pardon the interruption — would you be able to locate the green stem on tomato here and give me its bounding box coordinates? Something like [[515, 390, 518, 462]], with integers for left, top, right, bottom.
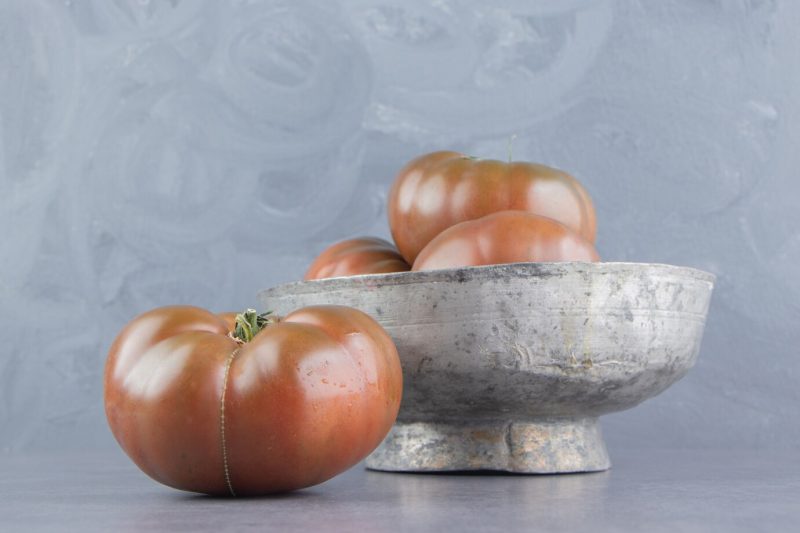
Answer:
[[232, 309, 275, 343]]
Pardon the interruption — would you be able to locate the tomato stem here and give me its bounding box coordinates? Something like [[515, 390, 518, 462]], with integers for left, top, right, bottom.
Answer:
[[232, 309, 275, 343]]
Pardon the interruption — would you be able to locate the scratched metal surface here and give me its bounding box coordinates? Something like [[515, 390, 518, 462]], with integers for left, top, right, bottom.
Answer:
[[0, 0, 799, 453], [261, 262, 714, 472]]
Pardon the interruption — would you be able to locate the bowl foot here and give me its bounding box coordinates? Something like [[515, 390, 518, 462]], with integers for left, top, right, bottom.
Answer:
[[366, 418, 610, 474]]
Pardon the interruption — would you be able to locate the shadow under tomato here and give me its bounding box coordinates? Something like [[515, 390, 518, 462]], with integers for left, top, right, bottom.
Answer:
[[174, 488, 321, 502]]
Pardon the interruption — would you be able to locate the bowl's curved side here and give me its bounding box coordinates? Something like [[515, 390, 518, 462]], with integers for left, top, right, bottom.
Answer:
[[259, 263, 714, 420]]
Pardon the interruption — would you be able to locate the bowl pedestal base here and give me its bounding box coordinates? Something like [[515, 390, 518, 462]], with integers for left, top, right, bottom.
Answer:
[[366, 418, 610, 474]]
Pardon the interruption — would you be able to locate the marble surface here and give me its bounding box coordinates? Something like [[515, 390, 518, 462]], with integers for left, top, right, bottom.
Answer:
[[1, 449, 798, 532], [1, 0, 799, 456]]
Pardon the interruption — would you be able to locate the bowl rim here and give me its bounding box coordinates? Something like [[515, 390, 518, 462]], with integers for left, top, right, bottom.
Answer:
[[260, 261, 716, 298]]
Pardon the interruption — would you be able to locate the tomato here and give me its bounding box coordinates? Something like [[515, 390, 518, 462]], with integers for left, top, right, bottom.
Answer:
[[218, 312, 238, 332], [412, 211, 599, 271], [104, 305, 402, 496], [305, 237, 410, 280], [388, 151, 596, 263]]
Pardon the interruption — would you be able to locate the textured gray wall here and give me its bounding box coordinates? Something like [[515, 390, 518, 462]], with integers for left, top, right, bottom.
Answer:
[[1, 0, 798, 453]]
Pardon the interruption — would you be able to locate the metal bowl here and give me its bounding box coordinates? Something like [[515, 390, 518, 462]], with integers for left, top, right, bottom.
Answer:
[[259, 262, 715, 473]]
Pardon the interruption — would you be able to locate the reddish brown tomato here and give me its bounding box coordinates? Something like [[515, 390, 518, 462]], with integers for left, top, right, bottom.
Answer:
[[217, 312, 238, 332], [304, 237, 410, 280], [388, 151, 597, 264], [104, 305, 402, 496], [412, 211, 599, 271]]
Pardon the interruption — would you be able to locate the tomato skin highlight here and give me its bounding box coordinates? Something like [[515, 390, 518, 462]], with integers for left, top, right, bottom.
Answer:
[[412, 211, 600, 271], [104, 305, 402, 496], [305, 237, 410, 280], [388, 151, 597, 264]]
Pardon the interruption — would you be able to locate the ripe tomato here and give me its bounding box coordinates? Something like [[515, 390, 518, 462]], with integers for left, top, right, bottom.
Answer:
[[104, 305, 402, 496], [305, 237, 410, 280], [412, 211, 599, 271], [217, 312, 238, 332], [388, 151, 596, 263]]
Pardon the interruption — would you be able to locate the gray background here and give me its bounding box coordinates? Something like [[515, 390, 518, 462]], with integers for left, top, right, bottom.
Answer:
[[0, 0, 798, 454]]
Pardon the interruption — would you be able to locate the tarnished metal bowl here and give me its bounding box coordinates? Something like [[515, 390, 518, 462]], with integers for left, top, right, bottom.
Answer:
[[259, 262, 715, 473]]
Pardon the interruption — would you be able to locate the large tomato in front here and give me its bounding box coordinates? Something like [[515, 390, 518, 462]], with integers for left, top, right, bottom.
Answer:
[[388, 151, 597, 264], [104, 305, 402, 496]]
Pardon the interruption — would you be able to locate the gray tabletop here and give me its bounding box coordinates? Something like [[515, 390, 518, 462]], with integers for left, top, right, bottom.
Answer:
[[1, 449, 797, 532]]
